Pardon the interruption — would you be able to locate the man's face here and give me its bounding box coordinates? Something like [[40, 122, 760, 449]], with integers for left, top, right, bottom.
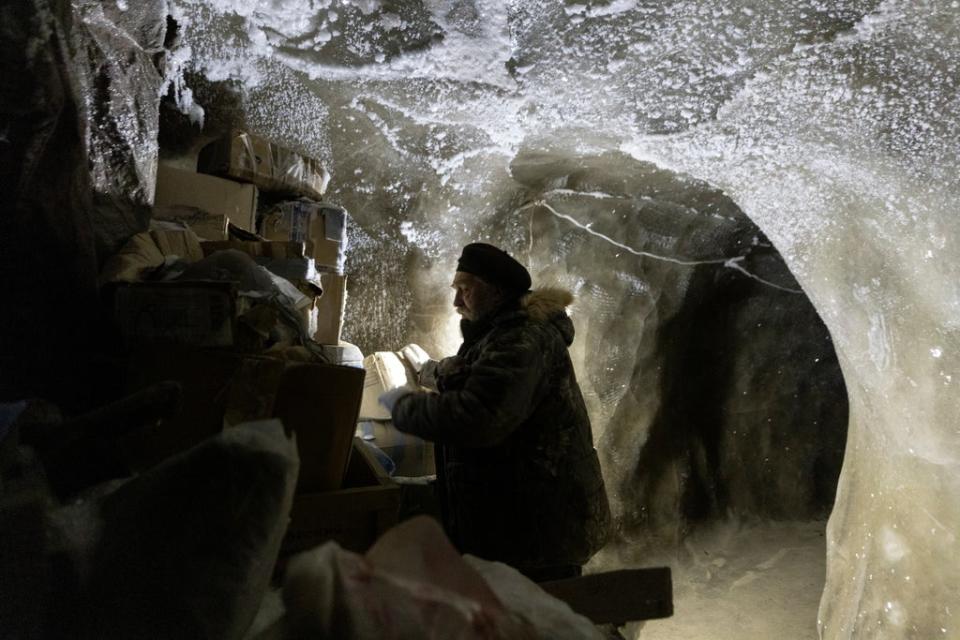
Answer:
[[452, 271, 501, 321]]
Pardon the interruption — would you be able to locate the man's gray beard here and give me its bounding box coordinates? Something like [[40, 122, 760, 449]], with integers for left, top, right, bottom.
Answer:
[[469, 301, 502, 323]]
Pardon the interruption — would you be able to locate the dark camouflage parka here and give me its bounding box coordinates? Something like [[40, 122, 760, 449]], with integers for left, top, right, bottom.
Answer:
[[392, 287, 611, 570]]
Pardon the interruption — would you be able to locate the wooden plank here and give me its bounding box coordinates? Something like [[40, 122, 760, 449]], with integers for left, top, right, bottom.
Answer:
[[290, 483, 400, 519], [540, 567, 673, 624]]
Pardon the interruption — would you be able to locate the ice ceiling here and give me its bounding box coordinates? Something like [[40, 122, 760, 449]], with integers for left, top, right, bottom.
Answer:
[[166, 0, 960, 636]]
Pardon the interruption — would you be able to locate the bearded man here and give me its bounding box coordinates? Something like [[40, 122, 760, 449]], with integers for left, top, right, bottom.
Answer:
[[380, 242, 611, 582]]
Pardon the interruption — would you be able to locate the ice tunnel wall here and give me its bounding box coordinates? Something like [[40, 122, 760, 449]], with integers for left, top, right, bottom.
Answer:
[[506, 149, 849, 537], [118, 0, 960, 636]]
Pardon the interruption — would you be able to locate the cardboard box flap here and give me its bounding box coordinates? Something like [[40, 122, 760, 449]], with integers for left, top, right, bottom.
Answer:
[[272, 363, 366, 492], [100, 232, 166, 284], [149, 225, 205, 263], [153, 205, 229, 242]]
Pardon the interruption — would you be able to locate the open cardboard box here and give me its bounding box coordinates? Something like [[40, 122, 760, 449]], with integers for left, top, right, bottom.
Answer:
[[200, 240, 323, 294]]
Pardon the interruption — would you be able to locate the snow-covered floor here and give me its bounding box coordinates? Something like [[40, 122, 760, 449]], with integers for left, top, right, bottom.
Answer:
[[591, 520, 828, 640], [251, 519, 827, 639]]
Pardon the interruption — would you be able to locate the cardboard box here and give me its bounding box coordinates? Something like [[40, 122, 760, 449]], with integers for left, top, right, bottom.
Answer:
[[115, 281, 239, 348], [311, 272, 347, 345], [272, 363, 366, 492], [197, 130, 330, 200], [261, 200, 346, 272], [358, 351, 418, 421], [153, 205, 229, 241], [155, 164, 258, 232], [282, 438, 400, 555]]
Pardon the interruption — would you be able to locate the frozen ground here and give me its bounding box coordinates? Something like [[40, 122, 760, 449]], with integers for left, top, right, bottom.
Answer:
[[591, 520, 827, 640]]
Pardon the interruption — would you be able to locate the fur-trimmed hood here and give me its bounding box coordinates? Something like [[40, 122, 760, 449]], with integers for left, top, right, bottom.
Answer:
[[521, 287, 576, 345], [521, 287, 574, 322]]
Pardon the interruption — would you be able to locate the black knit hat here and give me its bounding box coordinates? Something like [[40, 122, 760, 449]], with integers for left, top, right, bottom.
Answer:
[[457, 243, 531, 296]]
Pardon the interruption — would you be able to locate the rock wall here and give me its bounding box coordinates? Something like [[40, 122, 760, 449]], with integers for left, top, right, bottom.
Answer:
[[0, 0, 171, 409], [0, 0, 99, 408]]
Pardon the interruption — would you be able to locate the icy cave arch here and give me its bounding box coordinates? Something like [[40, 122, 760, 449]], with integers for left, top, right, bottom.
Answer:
[[163, 0, 960, 634]]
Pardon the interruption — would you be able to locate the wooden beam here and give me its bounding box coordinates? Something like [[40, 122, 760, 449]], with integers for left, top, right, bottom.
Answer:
[[540, 567, 673, 624]]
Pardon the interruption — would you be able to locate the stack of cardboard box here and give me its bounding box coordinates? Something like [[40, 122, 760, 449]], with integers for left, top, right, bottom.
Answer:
[[259, 200, 348, 346], [154, 131, 349, 348], [109, 131, 397, 554], [150, 130, 349, 348]]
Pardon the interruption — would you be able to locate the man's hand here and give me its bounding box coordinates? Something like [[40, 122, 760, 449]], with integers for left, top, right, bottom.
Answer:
[[378, 385, 416, 414]]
